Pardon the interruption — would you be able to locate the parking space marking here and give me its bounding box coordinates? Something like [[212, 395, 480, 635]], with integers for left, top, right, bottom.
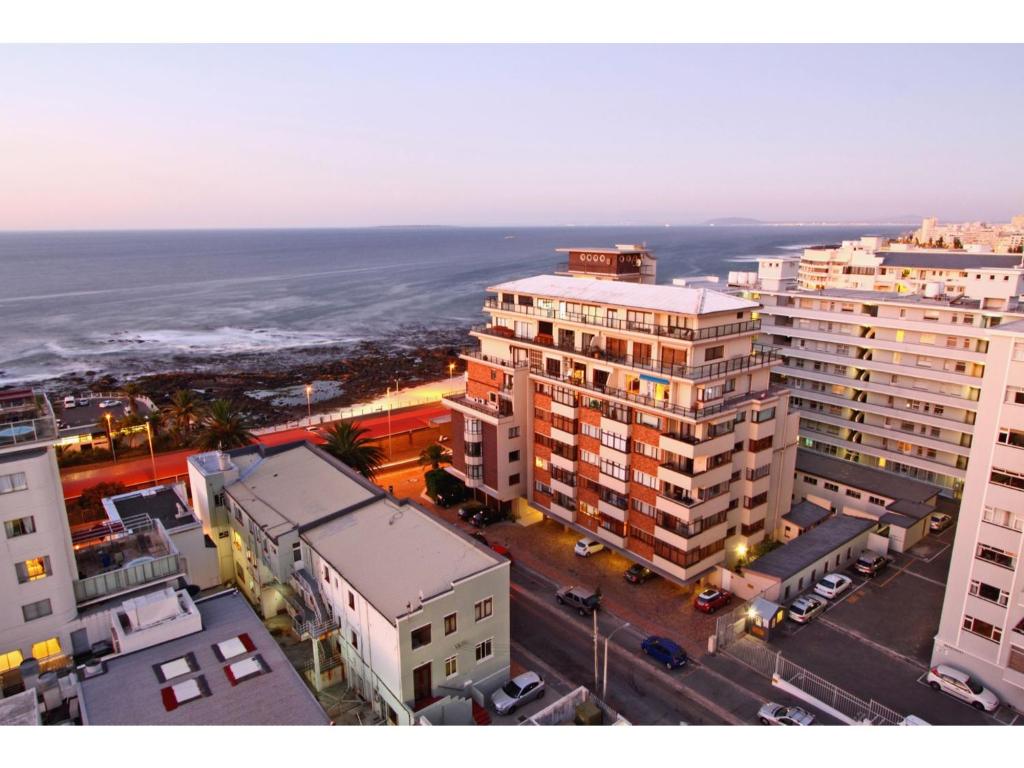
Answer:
[[818, 616, 928, 672], [897, 568, 948, 589], [912, 670, 1007, 725]]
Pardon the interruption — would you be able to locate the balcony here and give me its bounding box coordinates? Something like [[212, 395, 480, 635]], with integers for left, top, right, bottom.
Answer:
[[459, 348, 530, 370], [0, 390, 57, 448], [660, 426, 735, 459], [443, 393, 514, 422], [483, 298, 761, 342]]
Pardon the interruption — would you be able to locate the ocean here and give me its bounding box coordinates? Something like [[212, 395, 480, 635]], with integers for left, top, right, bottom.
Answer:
[[0, 225, 903, 386]]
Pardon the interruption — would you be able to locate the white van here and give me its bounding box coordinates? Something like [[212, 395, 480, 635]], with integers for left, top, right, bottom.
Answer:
[[63, 396, 76, 409]]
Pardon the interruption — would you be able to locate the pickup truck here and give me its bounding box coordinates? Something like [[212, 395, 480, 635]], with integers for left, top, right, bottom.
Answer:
[[555, 585, 601, 616]]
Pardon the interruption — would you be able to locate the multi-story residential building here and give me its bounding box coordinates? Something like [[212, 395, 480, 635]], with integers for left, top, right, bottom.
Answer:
[[932, 319, 1024, 711], [188, 441, 510, 725], [0, 388, 78, 680], [444, 258, 799, 585], [733, 254, 1024, 497], [914, 215, 1024, 254]]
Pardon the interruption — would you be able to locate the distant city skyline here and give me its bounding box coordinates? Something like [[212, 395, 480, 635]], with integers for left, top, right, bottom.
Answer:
[[1, 44, 1021, 230]]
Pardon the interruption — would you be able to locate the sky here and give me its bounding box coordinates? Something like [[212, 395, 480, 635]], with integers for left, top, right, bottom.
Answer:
[[0, 44, 1022, 230]]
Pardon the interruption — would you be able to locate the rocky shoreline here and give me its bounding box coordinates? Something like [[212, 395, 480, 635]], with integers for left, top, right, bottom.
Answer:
[[39, 325, 473, 427]]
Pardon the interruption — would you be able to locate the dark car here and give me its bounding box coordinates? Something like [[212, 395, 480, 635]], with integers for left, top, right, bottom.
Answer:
[[458, 501, 485, 522], [624, 564, 656, 584], [640, 636, 688, 669], [693, 588, 732, 614], [471, 507, 506, 528], [471, 531, 513, 562], [853, 551, 889, 577], [556, 585, 601, 616]]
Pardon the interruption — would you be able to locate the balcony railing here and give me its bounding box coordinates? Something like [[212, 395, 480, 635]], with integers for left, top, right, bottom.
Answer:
[[73, 552, 185, 605], [442, 393, 513, 419], [0, 412, 58, 447], [459, 347, 530, 369], [483, 298, 761, 342]]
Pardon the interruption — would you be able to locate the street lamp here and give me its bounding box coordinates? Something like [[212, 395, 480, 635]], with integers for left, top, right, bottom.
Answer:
[[305, 384, 313, 420], [104, 412, 117, 463], [602, 622, 631, 699], [386, 378, 398, 460]]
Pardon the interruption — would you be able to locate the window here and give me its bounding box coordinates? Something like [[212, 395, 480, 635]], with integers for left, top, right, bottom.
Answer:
[[0, 648, 24, 674], [350, 631, 359, 650], [845, 489, 862, 499], [348, 591, 355, 610], [4, 516, 35, 538], [600, 430, 629, 452], [962, 615, 1002, 643], [976, 543, 1015, 570], [631, 498, 656, 518], [508, 473, 520, 485], [803, 476, 818, 486], [1008, 387, 1024, 406], [990, 467, 1024, 492], [444, 613, 457, 636], [748, 436, 773, 452], [22, 599, 52, 622], [475, 639, 493, 662], [634, 441, 659, 459], [444, 655, 458, 678], [1010, 647, 1024, 674], [869, 496, 885, 506], [824, 482, 839, 492], [411, 624, 432, 649], [475, 597, 493, 622], [704, 345, 724, 362], [15, 556, 51, 584], [508, 450, 521, 462], [213, 491, 225, 507], [998, 429, 1024, 449], [628, 525, 655, 546], [0, 472, 28, 495], [508, 426, 520, 438], [969, 580, 1009, 607], [600, 459, 627, 481], [31, 637, 61, 660], [292, 541, 302, 563], [632, 470, 657, 489], [982, 506, 1024, 532], [752, 408, 775, 423]]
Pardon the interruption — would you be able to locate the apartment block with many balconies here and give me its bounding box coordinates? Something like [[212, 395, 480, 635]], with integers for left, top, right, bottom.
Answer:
[[932, 319, 1024, 712], [444, 262, 799, 586], [732, 253, 1024, 497]]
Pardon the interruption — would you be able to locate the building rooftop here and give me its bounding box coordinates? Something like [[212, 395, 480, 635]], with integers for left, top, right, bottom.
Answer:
[[221, 442, 379, 540], [884, 498, 935, 522], [79, 590, 329, 725], [877, 250, 1024, 270], [0, 388, 56, 448], [782, 500, 833, 530], [106, 485, 198, 532], [796, 449, 939, 503], [0, 687, 40, 726], [489, 274, 756, 316], [744, 515, 875, 581], [302, 495, 505, 623]]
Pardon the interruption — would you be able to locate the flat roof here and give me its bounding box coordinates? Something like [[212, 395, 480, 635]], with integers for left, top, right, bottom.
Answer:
[[885, 498, 934, 521], [0, 687, 40, 726], [79, 590, 329, 725], [302, 496, 505, 623], [109, 486, 198, 531], [877, 251, 1024, 270], [796, 449, 939, 504], [489, 274, 756, 316], [745, 515, 875, 581], [223, 442, 379, 540], [782, 500, 833, 530]]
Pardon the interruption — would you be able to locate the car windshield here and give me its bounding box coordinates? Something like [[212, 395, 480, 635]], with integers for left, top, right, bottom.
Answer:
[[501, 681, 522, 698]]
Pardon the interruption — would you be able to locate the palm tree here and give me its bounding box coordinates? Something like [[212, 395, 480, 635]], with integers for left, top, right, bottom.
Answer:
[[418, 443, 450, 471], [116, 411, 146, 449], [193, 400, 255, 451], [323, 422, 385, 479], [121, 381, 143, 415], [167, 389, 203, 443]]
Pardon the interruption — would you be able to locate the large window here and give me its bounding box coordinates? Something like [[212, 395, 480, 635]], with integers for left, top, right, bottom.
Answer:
[[475, 638, 493, 663], [600, 430, 629, 452], [15, 556, 51, 584], [969, 580, 1009, 607], [976, 543, 1015, 570], [444, 613, 457, 636], [990, 467, 1024, 491], [444, 656, 458, 678], [3, 516, 35, 539], [0, 472, 27, 495], [22, 599, 52, 622], [474, 597, 493, 622], [962, 615, 1002, 643], [411, 624, 432, 649], [599, 459, 627, 481]]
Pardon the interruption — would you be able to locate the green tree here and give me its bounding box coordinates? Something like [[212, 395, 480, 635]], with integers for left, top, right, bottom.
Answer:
[[323, 422, 385, 479], [167, 389, 204, 443], [116, 411, 147, 449], [121, 381, 143, 415], [418, 443, 450, 471], [193, 400, 255, 450]]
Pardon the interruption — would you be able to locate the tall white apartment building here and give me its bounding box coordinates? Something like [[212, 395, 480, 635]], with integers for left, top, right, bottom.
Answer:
[[932, 319, 1024, 711], [914, 215, 1024, 254], [0, 389, 78, 679], [734, 253, 1024, 497]]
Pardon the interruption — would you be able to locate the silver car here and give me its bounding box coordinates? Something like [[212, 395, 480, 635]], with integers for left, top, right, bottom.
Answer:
[[492, 671, 546, 715], [758, 702, 815, 725], [788, 594, 826, 624]]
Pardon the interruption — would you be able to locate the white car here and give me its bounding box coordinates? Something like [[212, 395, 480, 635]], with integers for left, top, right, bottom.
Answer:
[[63, 396, 76, 409], [813, 572, 853, 600], [98, 399, 121, 408], [929, 513, 954, 532], [492, 671, 545, 715], [758, 702, 815, 725], [788, 594, 826, 624], [574, 538, 604, 557], [927, 665, 1000, 712]]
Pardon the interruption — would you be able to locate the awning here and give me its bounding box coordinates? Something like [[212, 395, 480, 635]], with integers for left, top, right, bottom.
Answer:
[[639, 373, 670, 386]]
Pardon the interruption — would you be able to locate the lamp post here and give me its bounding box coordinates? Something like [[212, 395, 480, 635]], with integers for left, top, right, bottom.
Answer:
[[305, 384, 313, 420], [448, 362, 455, 390], [144, 420, 157, 484], [602, 622, 631, 699], [104, 412, 117, 463], [386, 386, 393, 460]]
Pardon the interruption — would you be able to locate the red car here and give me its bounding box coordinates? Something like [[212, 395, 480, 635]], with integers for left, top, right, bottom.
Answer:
[[694, 588, 732, 614], [471, 531, 513, 563]]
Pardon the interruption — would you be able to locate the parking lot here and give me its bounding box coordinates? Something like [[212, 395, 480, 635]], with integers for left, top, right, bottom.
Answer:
[[763, 520, 1012, 724], [57, 395, 141, 430]]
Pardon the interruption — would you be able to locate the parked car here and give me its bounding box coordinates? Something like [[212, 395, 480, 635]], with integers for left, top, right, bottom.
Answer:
[[813, 572, 853, 600], [929, 513, 954, 533], [437, 434, 450, 443], [77, 398, 89, 406], [458, 501, 485, 522], [787, 594, 826, 624], [492, 671, 545, 715], [471, 507, 506, 528], [927, 665, 1000, 712], [758, 702, 815, 725], [574, 538, 604, 557], [624, 564, 656, 584], [693, 588, 732, 614], [555, 585, 601, 616], [640, 636, 688, 669], [63, 396, 76, 409], [853, 550, 889, 577], [470, 531, 512, 562], [98, 399, 121, 408]]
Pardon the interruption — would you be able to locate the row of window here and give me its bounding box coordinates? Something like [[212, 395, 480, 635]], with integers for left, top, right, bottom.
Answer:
[[410, 598, 494, 651], [441, 637, 495, 679]]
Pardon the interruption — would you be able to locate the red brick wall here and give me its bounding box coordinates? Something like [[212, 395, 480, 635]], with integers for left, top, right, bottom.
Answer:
[[534, 391, 552, 411], [580, 405, 602, 428], [578, 459, 599, 483], [451, 411, 465, 473], [482, 422, 498, 489], [534, 414, 551, 438], [633, 423, 661, 446], [467, 360, 499, 401], [631, 453, 660, 478]]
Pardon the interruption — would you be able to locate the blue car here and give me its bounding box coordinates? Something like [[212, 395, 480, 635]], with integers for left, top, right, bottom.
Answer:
[[640, 636, 688, 669]]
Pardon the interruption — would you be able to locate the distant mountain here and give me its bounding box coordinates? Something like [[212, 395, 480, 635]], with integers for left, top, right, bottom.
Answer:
[[703, 217, 764, 226]]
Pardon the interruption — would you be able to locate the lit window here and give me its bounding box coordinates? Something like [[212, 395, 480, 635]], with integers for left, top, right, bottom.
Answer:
[[444, 655, 458, 678]]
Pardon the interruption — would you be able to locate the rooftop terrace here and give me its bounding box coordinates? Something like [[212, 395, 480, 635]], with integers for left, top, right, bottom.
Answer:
[[0, 388, 57, 448]]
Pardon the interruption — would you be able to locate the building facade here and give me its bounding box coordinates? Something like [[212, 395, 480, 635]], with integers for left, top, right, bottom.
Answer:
[[932, 319, 1024, 712], [444, 260, 799, 585]]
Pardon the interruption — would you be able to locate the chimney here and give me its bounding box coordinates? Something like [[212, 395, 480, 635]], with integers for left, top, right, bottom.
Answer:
[[217, 451, 230, 471]]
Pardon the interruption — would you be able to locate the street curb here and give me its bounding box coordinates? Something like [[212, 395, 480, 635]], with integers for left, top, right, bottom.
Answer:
[[510, 582, 744, 725]]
